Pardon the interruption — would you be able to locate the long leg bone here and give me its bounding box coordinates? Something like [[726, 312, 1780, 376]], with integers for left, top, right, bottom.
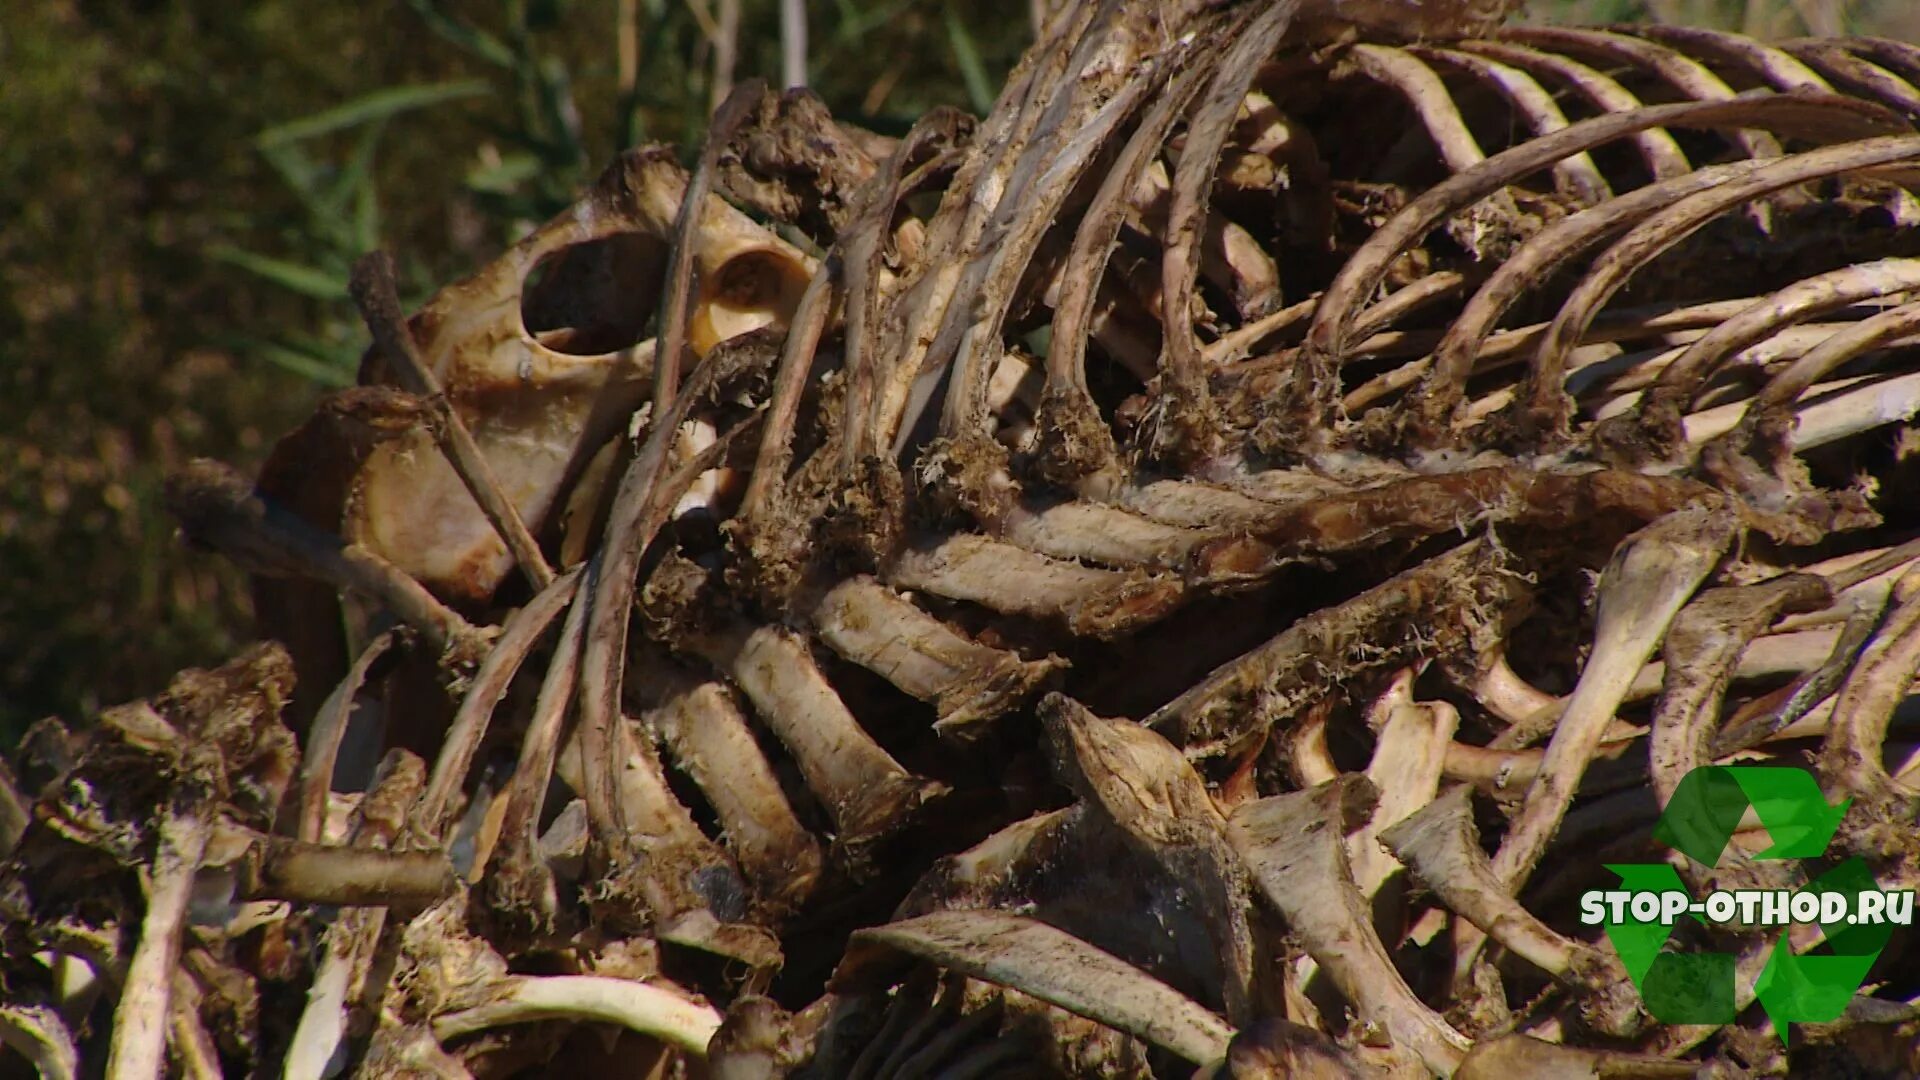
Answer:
[[1490, 509, 1735, 893]]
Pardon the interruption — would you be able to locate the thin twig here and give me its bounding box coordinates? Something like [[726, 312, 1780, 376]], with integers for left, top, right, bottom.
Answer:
[[781, 0, 807, 89], [656, 82, 764, 412], [711, 0, 741, 116], [165, 459, 489, 667], [349, 252, 555, 593]]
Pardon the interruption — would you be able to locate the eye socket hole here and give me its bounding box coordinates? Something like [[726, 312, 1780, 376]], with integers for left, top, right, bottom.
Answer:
[[520, 232, 667, 355], [694, 249, 813, 350]]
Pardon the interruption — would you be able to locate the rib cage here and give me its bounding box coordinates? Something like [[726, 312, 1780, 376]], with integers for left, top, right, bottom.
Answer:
[[10, 7, 1920, 1079]]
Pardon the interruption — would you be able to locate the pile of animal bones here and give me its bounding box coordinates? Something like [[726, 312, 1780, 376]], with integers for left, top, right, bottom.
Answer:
[[7, 0, 1920, 1075]]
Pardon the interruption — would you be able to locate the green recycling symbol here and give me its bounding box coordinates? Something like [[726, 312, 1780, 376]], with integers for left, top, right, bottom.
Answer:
[[1596, 765, 1901, 1042]]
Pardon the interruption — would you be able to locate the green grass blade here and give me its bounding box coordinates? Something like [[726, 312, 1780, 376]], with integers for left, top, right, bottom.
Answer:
[[942, 1, 995, 115], [205, 245, 349, 300], [255, 80, 491, 147], [402, 0, 520, 67]]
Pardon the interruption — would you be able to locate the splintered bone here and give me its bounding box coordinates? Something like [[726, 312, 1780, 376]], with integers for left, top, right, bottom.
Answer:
[[1040, 695, 1257, 1025], [1350, 670, 1459, 900]]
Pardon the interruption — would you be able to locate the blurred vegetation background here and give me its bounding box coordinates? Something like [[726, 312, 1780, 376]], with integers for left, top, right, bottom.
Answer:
[[3, 0, 1917, 741]]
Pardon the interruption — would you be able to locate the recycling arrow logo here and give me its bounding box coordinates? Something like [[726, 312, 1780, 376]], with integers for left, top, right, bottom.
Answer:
[[1583, 765, 1914, 1043]]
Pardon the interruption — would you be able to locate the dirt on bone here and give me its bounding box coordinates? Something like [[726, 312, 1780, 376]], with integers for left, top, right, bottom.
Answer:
[[14, 2, 1920, 1077]]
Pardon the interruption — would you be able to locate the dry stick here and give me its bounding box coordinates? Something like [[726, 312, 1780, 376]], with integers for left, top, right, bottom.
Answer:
[[779, 0, 806, 89], [710, 0, 740, 114], [165, 459, 486, 665], [1305, 92, 1908, 362], [617, 0, 639, 98], [1522, 136, 1920, 430], [349, 253, 554, 592], [416, 567, 582, 834], [296, 628, 395, 843], [105, 809, 212, 1080]]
